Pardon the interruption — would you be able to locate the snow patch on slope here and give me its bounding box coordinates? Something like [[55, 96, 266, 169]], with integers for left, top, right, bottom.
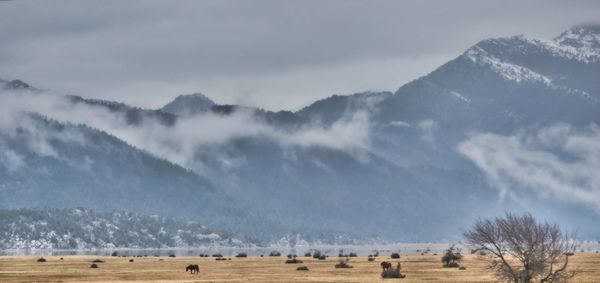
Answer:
[[465, 46, 552, 85]]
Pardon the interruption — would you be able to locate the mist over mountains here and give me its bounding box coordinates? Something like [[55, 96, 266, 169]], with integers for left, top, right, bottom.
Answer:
[[1, 25, 599, 246]]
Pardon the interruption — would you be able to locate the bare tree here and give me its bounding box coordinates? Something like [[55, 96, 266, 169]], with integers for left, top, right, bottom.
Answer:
[[463, 213, 576, 283]]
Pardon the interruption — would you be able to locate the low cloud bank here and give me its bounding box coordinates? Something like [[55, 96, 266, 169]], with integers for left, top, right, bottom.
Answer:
[[0, 89, 371, 174], [458, 124, 600, 212]]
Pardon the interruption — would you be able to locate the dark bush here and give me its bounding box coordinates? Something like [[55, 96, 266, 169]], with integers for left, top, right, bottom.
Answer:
[[381, 269, 405, 278], [304, 252, 312, 257], [168, 254, 176, 258], [269, 251, 281, 257], [381, 262, 405, 279], [335, 259, 353, 268], [564, 252, 575, 256], [90, 263, 99, 268], [442, 245, 462, 268], [296, 266, 309, 271], [368, 257, 375, 262], [318, 255, 327, 260], [235, 253, 247, 258], [60, 257, 64, 260], [285, 258, 303, 264], [37, 257, 46, 262], [111, 251, 118, 257], [459, 266, 467, 270], [390, 253, 400, 259], [129, 259, 134, 262], [92, 259, 105, 263], [212, 254, 223, 258], [349, 252, 357, 257], [312, 251, 322, 259]]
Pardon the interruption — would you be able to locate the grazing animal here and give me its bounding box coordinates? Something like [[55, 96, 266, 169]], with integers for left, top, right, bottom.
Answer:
[[380, 261, 392, 271], [186, 264, 200, 274]]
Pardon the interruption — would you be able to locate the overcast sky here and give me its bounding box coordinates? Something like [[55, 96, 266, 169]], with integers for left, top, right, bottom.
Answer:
[[1, 0, 599, 110]]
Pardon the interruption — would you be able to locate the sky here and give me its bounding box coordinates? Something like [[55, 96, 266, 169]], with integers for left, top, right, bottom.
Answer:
[[1, 0, 599, 111]]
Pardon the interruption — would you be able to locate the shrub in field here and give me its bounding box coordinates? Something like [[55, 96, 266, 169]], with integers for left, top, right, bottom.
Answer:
[[92, 259, 105, 263], [381, 262, 405, 279], [111, 251, 118, 257], [269, 251, 281, 257], [312, 251, 322, 259], [459, 266, 466, 270], [285, 258, 303, 264], [235, 253, 247, 258], [335, 259, 353, 268], [168, 254, 176, 258], [390, 253, 400, 259], [90, 263, 99, 268], [129, 259, 134, 262], [212, 254, 223, 258], [381, 269, 405, 278], [297, 266, 309, 271], [441, 245, 462, 268], [349, 252, 357, 257], [304, 252, 312, 257], [37, 257, 46, 262], [318, 255, 327, 260], [368, 257, 375, 262]]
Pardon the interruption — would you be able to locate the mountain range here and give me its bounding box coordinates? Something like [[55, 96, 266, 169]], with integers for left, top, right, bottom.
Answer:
[[1, 24, 599, 245]]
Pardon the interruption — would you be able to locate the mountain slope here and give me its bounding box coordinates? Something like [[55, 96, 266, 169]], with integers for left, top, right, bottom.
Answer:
[[1, 25, 599, 243], [0, 208, 253, 249]]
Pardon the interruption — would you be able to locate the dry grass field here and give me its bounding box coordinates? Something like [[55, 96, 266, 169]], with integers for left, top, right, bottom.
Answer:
[[1, 253, 599, 282]]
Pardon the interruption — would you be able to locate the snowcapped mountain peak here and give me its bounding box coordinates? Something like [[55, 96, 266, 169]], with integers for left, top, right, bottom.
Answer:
[[161, 92, 216, 116], [460, 26, 600, 84], [463, 41, 552, 85], [555, 24, 600, 49]]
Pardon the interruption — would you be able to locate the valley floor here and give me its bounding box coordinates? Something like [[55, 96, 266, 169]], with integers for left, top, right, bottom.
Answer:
[[1, 253, 599, 282]]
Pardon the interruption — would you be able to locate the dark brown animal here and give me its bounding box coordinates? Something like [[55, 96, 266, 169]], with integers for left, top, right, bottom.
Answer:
[[380, 261, 392, 271], [186, 264, 200, 274]]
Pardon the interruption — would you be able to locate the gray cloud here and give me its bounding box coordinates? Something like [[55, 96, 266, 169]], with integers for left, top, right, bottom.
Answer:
[[458, 124, 600, 212], [0, 148, 25, 173], [0, 88, 371, 176], [1, 0, 599, 110]]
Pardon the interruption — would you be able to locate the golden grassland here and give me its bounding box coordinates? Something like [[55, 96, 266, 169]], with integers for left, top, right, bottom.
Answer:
[[1, 253, 599, 282]]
